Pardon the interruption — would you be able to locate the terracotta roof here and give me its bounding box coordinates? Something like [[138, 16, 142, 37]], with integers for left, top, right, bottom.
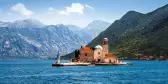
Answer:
[[105, 53, 117, 58], [81, 46, 93, 52]]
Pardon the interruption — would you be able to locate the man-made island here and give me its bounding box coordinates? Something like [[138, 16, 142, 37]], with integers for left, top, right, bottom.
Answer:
[[52, 38, 130, 66]]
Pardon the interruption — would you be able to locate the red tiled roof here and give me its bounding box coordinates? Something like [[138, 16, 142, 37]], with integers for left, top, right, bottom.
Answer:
[[105, 53, 117, 58], [80, 46, 93, 53]]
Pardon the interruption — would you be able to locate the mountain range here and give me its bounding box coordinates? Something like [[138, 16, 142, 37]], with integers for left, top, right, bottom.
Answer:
[[67, 20, 111, 42], [0, 19, 44, 28], [0, 19, 88, 59], [0, 18, 110, 59], [63, 4, 168, 60], [84, 20, 111, 38]]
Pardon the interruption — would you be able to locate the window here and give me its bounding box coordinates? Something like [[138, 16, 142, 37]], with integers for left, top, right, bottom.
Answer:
[[98, 52, 100, 54], [85, 53, 87, 56]]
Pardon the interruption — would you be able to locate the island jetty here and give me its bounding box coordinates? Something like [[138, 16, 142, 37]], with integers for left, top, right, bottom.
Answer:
[[52, 38, 131, 66]]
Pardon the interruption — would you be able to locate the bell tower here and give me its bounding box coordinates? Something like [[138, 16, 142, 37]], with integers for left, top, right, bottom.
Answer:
[[102, 38, 108, 57]]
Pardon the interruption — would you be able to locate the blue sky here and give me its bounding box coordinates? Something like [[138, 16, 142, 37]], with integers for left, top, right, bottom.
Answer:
[[0, 0, 168, 27]]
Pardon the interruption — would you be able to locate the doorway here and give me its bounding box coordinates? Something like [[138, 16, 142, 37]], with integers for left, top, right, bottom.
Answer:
[[98, 59, 100, 62], [109, 60, 111, 63]]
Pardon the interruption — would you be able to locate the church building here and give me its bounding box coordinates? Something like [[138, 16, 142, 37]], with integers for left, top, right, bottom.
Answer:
[[75, 38, 119, 64]]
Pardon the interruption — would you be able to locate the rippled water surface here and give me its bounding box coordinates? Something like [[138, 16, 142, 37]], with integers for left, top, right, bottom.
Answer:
[[0, 60, 168, 84]]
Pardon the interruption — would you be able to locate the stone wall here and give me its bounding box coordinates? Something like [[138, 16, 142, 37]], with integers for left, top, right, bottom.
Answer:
[[93, 48, 103, 62], [79, 50, 93, 62]]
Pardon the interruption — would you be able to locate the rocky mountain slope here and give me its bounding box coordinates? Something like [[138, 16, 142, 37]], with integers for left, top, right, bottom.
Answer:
[[0, 20, 86, 59]]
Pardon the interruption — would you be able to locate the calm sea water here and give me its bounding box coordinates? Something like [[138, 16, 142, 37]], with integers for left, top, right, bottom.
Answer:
[[0, 60, 168, 84]]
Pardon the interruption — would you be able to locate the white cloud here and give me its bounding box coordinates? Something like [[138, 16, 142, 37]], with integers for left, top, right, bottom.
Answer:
[[48, 7, 69, 16], [48, 7, 56, 14], [40, 3, 95, 27], [48, 7, 55, 11], [85, 4, 94, 10], [52, 3, 94, 15], [66, 3, 85, 14], [11, 3, 34, 17], [58, 11, 69, 16]]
